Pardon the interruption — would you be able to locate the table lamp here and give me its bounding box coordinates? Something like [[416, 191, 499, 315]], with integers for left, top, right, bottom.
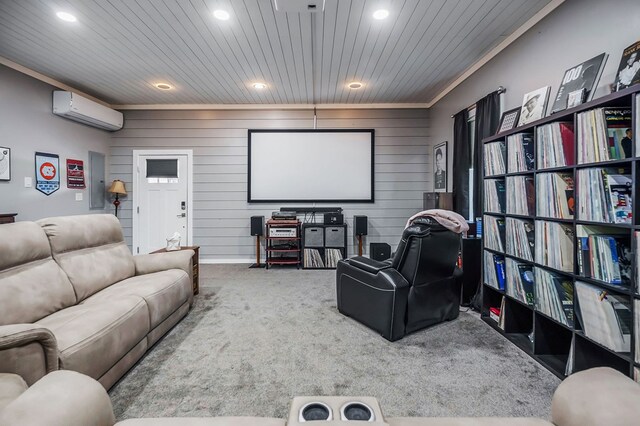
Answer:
[[107, 179, 127, 217]]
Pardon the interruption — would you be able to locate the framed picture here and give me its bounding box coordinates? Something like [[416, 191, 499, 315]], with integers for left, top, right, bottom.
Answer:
[[0, 147, 10, 181], [433, 141, 447, 193], [550, 53, 607, 114], [613, 40, 640, 92], [518, 86, 551, 126], [496, 108, 521, 134]]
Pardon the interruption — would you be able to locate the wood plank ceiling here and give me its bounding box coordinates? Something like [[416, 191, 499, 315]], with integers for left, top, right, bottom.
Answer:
[[0, 0, 551, 105]]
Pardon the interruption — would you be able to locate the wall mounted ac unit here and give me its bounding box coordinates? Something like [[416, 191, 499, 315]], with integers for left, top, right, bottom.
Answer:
[[53, 91, 123, 131]]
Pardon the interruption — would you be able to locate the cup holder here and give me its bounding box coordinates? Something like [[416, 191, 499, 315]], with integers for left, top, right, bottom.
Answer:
[[340, 402, 375, 421], [299, 402, 333, 422]]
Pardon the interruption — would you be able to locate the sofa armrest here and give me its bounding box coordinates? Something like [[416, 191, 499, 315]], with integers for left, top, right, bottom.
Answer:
[[347, 256, 392, 274], [133, 250, 194, 282], [0, 370, 115, 426], [0, 324, 58, 385], [551, 367, 640, 426]]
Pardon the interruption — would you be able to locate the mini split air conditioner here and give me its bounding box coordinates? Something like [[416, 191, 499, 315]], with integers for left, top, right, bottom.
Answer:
[[53, 91, 123, 131]]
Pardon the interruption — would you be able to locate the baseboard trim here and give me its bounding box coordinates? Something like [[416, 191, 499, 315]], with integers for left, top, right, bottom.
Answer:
[[200, 258, 253, 264]]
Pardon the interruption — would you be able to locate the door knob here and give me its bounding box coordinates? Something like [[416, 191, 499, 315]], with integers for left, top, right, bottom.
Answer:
[[177, 213, 186, 218]]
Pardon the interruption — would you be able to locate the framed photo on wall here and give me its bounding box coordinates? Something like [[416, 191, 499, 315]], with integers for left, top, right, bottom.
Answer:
[[433, 141, 447, 193], [0, 147, 10, 181]]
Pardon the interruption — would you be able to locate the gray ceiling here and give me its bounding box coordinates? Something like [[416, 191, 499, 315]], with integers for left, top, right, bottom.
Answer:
[[0, 0, 552, 105]]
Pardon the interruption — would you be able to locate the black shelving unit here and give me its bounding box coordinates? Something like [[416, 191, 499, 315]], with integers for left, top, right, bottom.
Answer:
[[481, 84, 640, 379], [301, 224, 348, 269]]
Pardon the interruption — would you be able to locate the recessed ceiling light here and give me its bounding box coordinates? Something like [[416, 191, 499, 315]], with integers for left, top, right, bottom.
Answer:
[[348, 82, 363, 89], [372, 9, 389, 20], [213, 10, 230, 20], [253, 82, 268, 90], [56, 11, 77, 22], [154, 83, 173, 90]]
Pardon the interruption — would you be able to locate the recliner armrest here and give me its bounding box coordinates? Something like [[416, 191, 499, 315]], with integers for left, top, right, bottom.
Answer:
[[133, 250, 194, 282], [347, 256, 392, 274], [0, 324, 58, 385]]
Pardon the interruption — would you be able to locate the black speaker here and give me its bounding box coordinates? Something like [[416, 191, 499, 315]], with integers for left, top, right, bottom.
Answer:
[[250, 216, 264, 236], [460, 237, 482, 305], [353, 215, 368, 236], [324, 212, 344, 225], [370, 243, 391, 261]]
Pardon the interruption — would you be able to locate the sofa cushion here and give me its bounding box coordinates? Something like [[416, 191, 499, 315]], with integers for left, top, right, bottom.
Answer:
[[0, 222, 76, 325], [38, 214, 136, 301], [0, 373, 27, 412], [35, 295, 150, 380], [82, 270, 191, 328], [386, 418, 553, 426]]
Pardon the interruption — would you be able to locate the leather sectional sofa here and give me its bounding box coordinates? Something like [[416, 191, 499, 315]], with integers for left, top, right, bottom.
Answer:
[[0, 366, 638, 425], [0, 214, 194, 389]]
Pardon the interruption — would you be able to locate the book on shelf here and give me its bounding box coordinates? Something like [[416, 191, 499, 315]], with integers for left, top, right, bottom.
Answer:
[[505, 258, 534, 305], [577, 107, 632, 163], [535, 267, 574, 327], [536, 172, 575, 219], [576, 225, 631, 285], [506, 217, 534, 261], [484, 141, 506, 176], [506, 176, 534, 216], [484, 179, 506, 213], [575, 281, 631, 352], [576, 168, 632, 224], [536, 122, 574, 169], [325, 248, 343, 268], [484, 215, 505, 252], [484, 251, 505, 290], [507, 133, 534, 172], [304, 249, 325, 268], [535, 221, 574, 273], [635, 299, 640, 364], [565, 335, 575, 376], [498, 297, 506, 330]]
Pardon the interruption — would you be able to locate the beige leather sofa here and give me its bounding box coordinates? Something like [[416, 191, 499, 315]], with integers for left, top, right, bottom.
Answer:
[[0, 214, 194, 389], [0, 367, 638, 426]]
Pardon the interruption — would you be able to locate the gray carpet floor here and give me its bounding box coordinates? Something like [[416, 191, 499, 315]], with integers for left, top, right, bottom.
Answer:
[[109, 264, 560, 421]]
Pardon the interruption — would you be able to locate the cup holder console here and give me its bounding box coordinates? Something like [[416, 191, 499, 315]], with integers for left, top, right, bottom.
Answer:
[[299, 402, 333, 422], [341, 402, 375, 421]]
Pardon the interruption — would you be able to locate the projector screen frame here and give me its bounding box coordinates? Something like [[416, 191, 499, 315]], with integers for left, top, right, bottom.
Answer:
[[247, 128, 375, 204]]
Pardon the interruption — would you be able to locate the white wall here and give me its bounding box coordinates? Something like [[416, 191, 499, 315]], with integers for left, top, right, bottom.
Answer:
[[110, 108, 430, 261], [0, 65, 111, 221], [428, 0, 640, 189]]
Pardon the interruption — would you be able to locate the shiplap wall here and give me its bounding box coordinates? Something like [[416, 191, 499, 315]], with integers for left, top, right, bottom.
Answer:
[[110, 108, 429, 262]]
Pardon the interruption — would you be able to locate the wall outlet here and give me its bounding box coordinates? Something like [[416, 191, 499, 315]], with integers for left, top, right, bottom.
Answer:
[[24, 177, 32, 188], [75, 193, 83, 201]]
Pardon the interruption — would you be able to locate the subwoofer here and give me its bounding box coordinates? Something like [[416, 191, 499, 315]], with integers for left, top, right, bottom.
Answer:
[[370, 243, 391, 261]]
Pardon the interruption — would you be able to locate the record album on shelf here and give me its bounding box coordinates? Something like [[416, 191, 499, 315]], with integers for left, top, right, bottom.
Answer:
[[550, 53, 607, 114]]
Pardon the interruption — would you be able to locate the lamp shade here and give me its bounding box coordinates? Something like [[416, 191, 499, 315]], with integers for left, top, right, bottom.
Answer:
[[107, 179, 127, 195]]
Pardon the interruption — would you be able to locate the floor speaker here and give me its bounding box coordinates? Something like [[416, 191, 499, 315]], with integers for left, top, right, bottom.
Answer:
[[460, 237, 481, 305], [353, 215, 368, 236]]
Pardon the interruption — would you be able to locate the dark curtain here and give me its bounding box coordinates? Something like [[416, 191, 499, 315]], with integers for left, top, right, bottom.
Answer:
[[452, 109, 470, 218], [473, 91, 501, 220]]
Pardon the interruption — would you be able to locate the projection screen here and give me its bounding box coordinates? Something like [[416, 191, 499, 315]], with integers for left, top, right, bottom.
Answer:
[[248, 129, 374, 203]]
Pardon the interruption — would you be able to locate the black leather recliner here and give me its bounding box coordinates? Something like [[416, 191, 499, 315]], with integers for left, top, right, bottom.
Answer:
[[336, 217, 462, 341]]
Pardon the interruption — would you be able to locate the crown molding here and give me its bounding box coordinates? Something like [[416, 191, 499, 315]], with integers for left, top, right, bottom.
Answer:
[[425, 0, 565, 107], [0, 56, 111, 107], [111, 103, 431, 110]]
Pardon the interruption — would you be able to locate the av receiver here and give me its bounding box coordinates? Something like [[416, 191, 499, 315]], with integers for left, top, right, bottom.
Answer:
[[269, 227, 297, 238]]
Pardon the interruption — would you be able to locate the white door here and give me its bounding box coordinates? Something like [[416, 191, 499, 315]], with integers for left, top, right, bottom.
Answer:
[[134, 152, 191, 254]]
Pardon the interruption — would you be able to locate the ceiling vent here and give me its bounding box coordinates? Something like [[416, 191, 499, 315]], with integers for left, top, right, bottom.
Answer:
[[274, 0, 325, 13]]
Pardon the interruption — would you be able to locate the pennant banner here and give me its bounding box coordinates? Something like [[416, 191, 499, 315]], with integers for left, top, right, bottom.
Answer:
[[35, 152, 60, 195]]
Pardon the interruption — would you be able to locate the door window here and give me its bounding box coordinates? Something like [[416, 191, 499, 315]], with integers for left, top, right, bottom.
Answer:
[[146, 159, 178, 183]]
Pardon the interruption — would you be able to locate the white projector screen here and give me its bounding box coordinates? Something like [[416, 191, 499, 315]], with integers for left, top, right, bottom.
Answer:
[[248, 129, 374, 202]]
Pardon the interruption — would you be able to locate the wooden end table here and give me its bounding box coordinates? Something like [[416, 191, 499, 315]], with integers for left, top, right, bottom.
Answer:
[[151, 245, 200, 295]]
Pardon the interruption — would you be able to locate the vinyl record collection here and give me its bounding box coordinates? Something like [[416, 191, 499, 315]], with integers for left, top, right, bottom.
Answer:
[[303, 249, 325, 268], [506, 176, 534, 215], [575, 281, 631, 352], [506, 217, 534, 261], [535, 220, 574, 272], [484, 215, 505, 252], [577, 226, 631, 285], [484, 179, 506, 213], [536, 172, 574, 219], [576, 107, 632, 163], [325, 248, 343, 268], [534, 268, 574, 327], [484, 141, 506, 176], [536, 122, 574, 169], [484, 251, 505, 290], [576, 168, 632, 224], [507, 133, 534, 172], [505, 259, 534, 305]]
